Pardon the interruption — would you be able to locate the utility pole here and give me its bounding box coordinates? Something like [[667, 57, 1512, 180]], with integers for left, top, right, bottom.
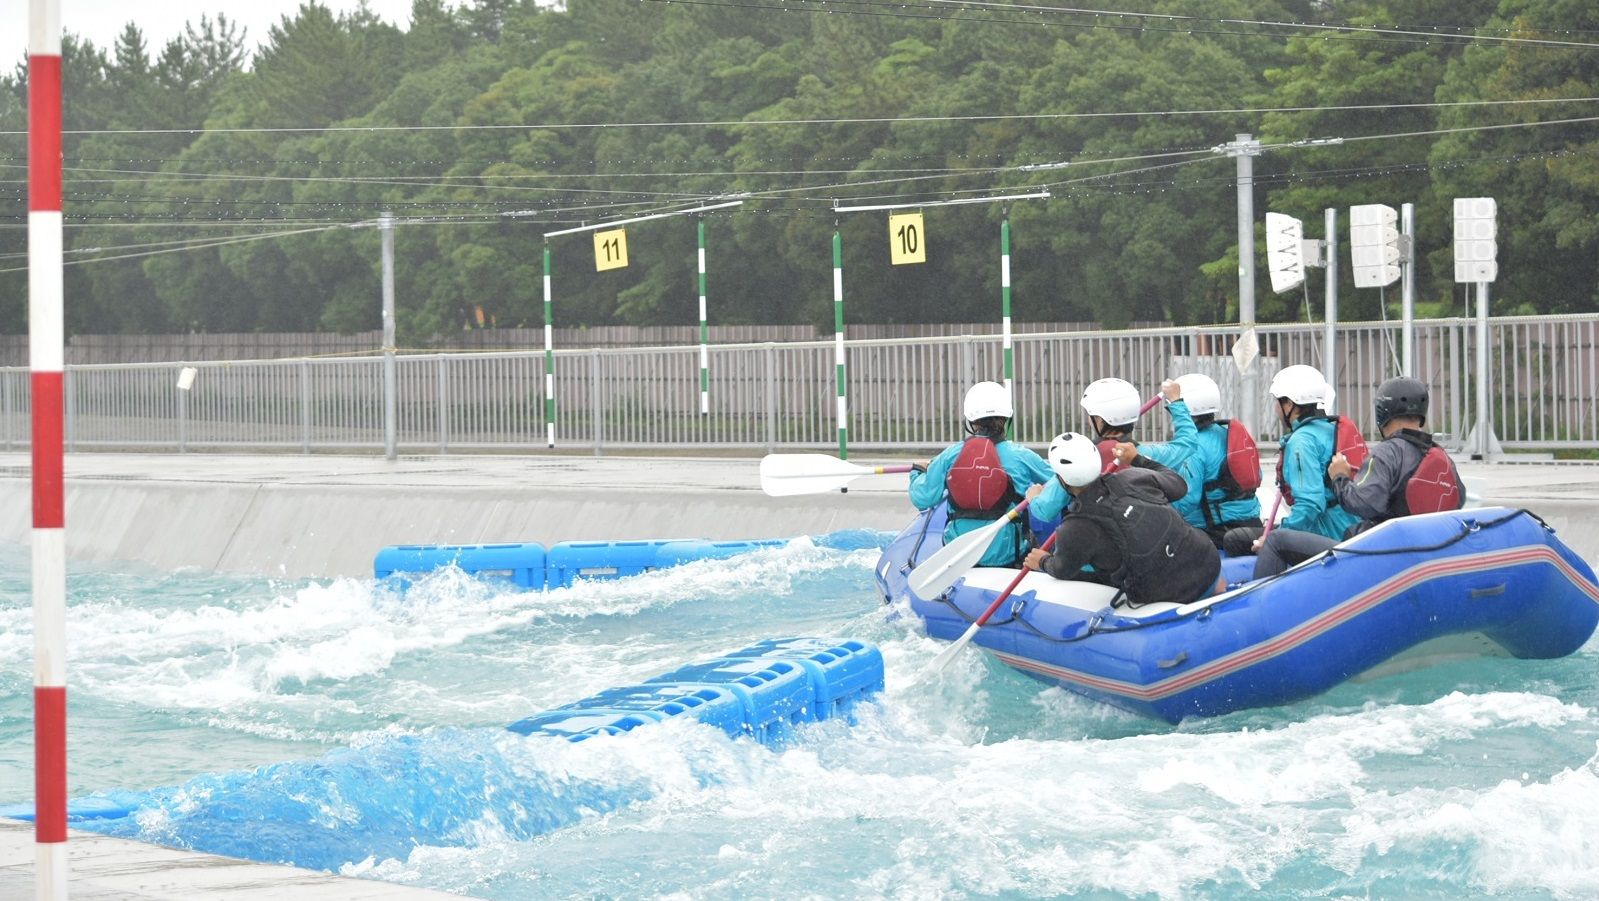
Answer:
[[1216, 134, 1262, 436], [380, 212, 397, 461]]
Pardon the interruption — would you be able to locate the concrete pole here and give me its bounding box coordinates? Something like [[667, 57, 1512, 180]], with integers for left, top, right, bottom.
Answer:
[[1401, 202, 1415, 377], [1231, 134, 1262, 436], [1323, 207, 1338, 413], [380, 213, 397, 461]]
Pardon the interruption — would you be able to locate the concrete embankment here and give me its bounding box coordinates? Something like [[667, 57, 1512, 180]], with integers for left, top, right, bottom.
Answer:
[[2, 452, 1598, 579]]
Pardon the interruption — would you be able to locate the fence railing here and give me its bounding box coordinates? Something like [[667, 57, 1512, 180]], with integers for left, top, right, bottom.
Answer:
[[2, 315, 1596, 454]]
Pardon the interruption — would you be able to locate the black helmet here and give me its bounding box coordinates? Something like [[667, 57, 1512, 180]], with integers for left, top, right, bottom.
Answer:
[[1374, 377, 1428, 428]]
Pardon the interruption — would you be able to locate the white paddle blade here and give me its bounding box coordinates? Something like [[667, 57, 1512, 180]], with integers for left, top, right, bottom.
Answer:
[[928, 622, 982, 675], [906, 517, 1006, 598], [758, 453, 871, 496]]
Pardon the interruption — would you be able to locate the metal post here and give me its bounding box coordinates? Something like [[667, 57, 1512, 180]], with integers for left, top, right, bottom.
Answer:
[[763, 342, 777, 452], [1401, 202, 1415, 377], [697, 218, 709, 416], [590, 349, 603, 456], [543, 241, 555, 448], [2, 373, 11, 449], [1001, 216, 1014, 398], [1219, 133, 1263, 437], [1475, 281, 1493, 458], [1324, 207, 1339, 413], [299, 359, 312, 453], [177, 375, 188, 453], [832, 230, 847, 459], [380, 212, 397, 460], [436, 356, 448, 454]]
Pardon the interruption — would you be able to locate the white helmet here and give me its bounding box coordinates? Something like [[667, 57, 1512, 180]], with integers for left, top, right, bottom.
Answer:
[[1269, 364, 1329, 407], [1047, 432, 1102, 488], [1175, 373, 1221, 416], [963, 381, 1013, 422], [1080, 378, 1142, 427]]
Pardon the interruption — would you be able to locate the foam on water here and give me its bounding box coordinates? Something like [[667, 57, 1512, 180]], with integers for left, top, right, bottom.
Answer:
[[3, 539, 1599, 899]]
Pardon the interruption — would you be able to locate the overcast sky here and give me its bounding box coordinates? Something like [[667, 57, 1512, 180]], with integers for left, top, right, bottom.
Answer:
[[4, 1, 420, 68]]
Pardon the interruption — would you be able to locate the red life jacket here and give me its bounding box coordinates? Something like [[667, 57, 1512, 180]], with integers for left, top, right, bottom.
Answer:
[[1274, 415, 1369, 505], [1396, 432, 1463, 515], [1207, 420, 1262, 499], [947, 436, 1020, 521], [1095, 437, 1120, 475]]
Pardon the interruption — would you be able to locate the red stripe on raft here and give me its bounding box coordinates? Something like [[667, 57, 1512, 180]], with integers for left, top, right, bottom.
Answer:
[[31, 372, 64, 528], [27, 55, 63, 212], [35, 686, 66, 843], [989, 544, 1599, 703]]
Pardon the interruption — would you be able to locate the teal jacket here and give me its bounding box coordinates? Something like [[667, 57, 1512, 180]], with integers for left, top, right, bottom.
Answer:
[[909, 438, 1054, 567], [1031, 400, 1200, 522], [1175, 422, 1264, 530], [1277, 416, 1361, 540]]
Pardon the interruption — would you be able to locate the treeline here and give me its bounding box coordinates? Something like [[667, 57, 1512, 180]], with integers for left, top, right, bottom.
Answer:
[[0, 0, 1594, 344]]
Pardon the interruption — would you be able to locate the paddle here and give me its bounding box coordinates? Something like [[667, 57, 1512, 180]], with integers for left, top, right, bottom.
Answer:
[[906, 391, 1167, 599], [759, 453, 916, 497], [925, 532, 1057, 675]]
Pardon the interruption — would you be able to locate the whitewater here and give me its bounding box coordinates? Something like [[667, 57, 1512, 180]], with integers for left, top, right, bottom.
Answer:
[[2, 536, 1597, 900]]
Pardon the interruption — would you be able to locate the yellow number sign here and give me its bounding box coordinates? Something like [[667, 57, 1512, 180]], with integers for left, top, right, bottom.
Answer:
[[889, 212, 926, 265], [594, 228, 629, 271]]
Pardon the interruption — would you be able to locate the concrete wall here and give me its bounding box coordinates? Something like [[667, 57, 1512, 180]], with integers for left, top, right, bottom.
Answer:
[[1, 454, 1594, 581]]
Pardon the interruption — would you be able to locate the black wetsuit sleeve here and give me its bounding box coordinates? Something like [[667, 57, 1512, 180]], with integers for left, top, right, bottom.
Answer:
[[1040, 518, 1109, 581], [1333, 440, 1406, 520]]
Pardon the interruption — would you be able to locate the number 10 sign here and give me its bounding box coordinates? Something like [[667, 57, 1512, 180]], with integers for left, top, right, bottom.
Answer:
[[889, 212, 925, 265]]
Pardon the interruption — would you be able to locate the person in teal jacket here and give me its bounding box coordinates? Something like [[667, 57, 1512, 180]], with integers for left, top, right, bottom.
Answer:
[[1234, 364, 1362, 578], [1028, 377, 1197, 523], [1170, 372, 1263, 547], [909, 381, 1053, 568]]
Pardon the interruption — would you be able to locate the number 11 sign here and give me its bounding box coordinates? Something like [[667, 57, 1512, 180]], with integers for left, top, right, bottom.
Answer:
[[594, 228, 629, 271]]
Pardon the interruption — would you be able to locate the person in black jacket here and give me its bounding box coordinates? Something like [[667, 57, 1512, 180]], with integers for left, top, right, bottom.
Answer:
[[1022, 431, 1221, 607], [1253, 376, 1467, 577]]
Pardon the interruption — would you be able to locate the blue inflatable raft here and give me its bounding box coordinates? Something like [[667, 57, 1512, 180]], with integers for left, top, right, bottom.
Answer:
[[877, 505, 1599, 722]]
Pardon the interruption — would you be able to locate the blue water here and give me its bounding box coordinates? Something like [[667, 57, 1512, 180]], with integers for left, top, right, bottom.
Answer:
[[3, 537, 1598, 899]]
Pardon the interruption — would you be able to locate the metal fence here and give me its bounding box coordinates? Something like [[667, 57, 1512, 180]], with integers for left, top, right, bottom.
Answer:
[[2, 315, 1596, 454]]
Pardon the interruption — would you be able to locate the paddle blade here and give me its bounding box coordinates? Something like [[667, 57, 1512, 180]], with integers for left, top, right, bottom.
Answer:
[[759, 453, 871, 496], [927, 621, 983, 675], [906, 516, 1007, 598]]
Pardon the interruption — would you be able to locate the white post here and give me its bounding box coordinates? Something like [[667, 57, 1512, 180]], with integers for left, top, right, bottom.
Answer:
[[380, 213, 397, 460], [1476, 281, 1492, 458], [1231, 134, 1262, 436], [1401, 202, 1415, 377], [1323, 207, 1338, 413]]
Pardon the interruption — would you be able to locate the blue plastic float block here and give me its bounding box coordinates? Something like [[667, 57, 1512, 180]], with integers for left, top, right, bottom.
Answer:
[[373, 542, 547, 589], [0, 797, 133, 823], [545, 540, 679, 588], [652, 539, 788, 568], [646, 658, 817, 745], [723, 638, 886, 722], [506, 684, 747, 743]]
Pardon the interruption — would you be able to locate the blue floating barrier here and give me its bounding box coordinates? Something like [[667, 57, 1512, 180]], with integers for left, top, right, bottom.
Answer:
[[0, 796, 135, 823], [723, 638, 886, 721], [507, 683, 748, 742], [506, 638, 884, 747], [647, 658, 814, 745], [546, 540, 678, 588], [374, 542, 546, 589]]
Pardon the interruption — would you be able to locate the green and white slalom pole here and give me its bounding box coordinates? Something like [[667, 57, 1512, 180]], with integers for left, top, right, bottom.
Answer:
[[832, 230, 848, 459], [1001, 215, 1014, 399], [697, 218, 709, 416], [543, 240, 555, 448]]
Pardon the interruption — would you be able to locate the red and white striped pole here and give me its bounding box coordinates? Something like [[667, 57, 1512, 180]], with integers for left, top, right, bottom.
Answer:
[[29, 0, 69, 897]]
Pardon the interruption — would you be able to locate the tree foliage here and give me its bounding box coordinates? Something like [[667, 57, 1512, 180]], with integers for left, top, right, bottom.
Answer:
[[1, 0, 1593, 342]]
